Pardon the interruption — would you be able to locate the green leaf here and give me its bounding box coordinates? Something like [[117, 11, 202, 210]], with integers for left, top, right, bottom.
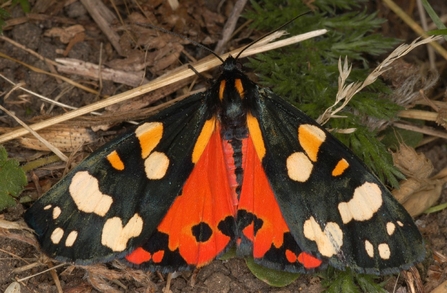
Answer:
[[0, 146, 27, 211], [380, 126, 424, 150], [426, 29, 447, 36], [12, 0, 31, 13], [322, 269, 360, 293], [421, 0, 446, 41], [218, 246, 237, 261], [245, 257, 300, 287]]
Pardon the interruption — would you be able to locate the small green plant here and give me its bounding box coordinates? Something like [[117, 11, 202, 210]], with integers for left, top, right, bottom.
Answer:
[[322, 268, 387, 293], [0, 0, 30, 33], [0, 146, 27, 211]]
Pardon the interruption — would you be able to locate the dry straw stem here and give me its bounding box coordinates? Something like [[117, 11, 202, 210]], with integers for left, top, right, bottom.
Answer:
[[317, 35, 443, 125], [0, 29, 327, 144], [382, 0, 447, 60]]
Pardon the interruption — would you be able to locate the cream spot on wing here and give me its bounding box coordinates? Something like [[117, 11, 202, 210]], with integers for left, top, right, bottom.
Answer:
[[338, 182, 382, 224], [365, 239, 374, 258], [397, 221, 404, 227], [65, 231, 78, 247], [378, 243, 391, 259], [287, 152, 313, 182], [135, 122, 163, 159], [69, 171, 113, 217], [101, 213, 143, 252], [303, 216, 343, 257], [298, 124, 326, 162], [144, 151, 169, 180], [51, 227, 64, 244], [386, 222, 396, 236], [52, 206, 61, 219], [44, 204, 52, 210]]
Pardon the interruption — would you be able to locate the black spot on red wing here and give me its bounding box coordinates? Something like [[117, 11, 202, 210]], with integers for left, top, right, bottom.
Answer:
[[253, 216, 264, 234], [217, 216, 236, 238], [237, 209, 253, 229], [191, 222, 213, 242], [237, 210, 265, 234]]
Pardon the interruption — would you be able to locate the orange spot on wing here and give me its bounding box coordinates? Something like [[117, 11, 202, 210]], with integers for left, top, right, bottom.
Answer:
[[234, 78, 244, 98], [297, 252, 323, 269], [107, 150, 125, 170], [332, 158, 349, 176], [247, 114, 266, 160], [285, 250, 322, 269], [285, 250, 298, 263], [156, 124, 235, 267], [238, 136, 290, 258], [192, 117, 216, 163], [152, 250, 165, 263], [136, 122, 163, 159], [219, 80, 226, 101], [126, 247, 151, 264], [298, 124, 326, 162]]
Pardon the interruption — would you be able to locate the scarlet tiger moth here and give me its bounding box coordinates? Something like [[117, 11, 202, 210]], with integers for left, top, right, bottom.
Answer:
[[24, 49, 425, 275]]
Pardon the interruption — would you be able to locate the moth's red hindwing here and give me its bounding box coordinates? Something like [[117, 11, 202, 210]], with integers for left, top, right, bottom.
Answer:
[[236, 125, 323, 272]]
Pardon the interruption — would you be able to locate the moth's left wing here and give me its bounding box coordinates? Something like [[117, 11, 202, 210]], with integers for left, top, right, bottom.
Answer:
[[24, 93, 235, 268]]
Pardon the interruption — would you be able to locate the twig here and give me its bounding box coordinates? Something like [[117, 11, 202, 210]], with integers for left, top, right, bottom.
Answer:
[[0, 104, 67, 161], [393, 122, 447, 140], [382, 0, 447, 60], [80, 0, 123, 56], [416, 0, 436, 69], [317, 35, 443, 125], [55, 58, 148, 87], [0, 29, 327, 144], [214, 0, 248, 55]]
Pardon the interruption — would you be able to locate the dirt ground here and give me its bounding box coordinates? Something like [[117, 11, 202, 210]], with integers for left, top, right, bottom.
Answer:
[[0, 0, 447, 292]]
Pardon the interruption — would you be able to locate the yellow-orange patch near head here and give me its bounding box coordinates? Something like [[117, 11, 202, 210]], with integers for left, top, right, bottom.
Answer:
[[234, 78, 244, 98], [247, 114, 266, 160], [107, 150, 125, 171], [219, 80, 226, 101], [298, 124, 326, 162], [192, 117, 216, 163], [135, 122, 163, 159], [332, 158, 349, 177]]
